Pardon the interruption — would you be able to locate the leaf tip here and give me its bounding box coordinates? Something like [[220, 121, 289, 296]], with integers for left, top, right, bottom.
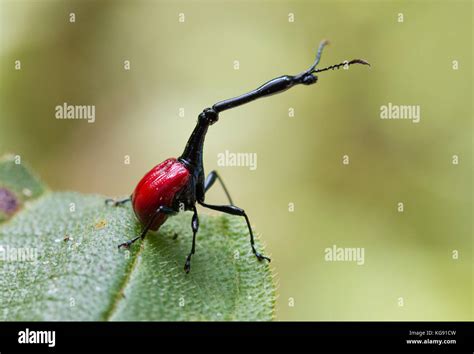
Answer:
[[0, 187, 20, 216]]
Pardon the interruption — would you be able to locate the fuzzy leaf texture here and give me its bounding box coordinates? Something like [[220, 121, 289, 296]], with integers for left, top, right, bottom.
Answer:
[[0, 155, 275, 320]]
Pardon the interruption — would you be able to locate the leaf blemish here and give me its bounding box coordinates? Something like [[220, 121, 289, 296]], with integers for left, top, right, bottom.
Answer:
[[0, 187, 20, 215], [94, 219, 107, 230]]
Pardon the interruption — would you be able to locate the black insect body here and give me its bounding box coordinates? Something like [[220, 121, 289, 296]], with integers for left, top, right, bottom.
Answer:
[[106, 40, 370, 273]]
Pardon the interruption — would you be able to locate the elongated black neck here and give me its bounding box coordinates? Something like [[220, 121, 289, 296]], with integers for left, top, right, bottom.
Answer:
[[179, 74, 313, 171], [179, 114, 212, 171], [212, 75, 300, 113], [178, 41, 370, 170]]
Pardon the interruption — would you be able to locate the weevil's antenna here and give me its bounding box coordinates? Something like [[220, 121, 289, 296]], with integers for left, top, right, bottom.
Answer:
[[305, 39, 370, 75], [306, 39, 330, 73], [313, 58, 370, 74]]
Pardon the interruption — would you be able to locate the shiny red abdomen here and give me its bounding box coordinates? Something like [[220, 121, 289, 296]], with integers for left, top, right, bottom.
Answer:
[[132, 158, 190, 231]]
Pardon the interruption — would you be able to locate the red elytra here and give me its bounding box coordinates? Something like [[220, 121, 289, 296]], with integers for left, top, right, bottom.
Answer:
[[132, 158, 190, 230]]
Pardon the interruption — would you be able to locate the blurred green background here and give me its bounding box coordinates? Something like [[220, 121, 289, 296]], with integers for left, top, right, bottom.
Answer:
[[0, 0, 472, 320]]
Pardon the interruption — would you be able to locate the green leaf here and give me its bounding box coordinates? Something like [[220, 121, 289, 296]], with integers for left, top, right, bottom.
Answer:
[[0, 154, 46, 223], [0, 155, 275, 321]]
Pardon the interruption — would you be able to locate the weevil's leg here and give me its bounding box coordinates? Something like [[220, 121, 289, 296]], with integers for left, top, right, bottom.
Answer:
[[184, 206, 199, 273], [118, 205, 175, 249], [204, 171, 234, 205], [105, 196, 132, 207], [198, 201, 270, 262]]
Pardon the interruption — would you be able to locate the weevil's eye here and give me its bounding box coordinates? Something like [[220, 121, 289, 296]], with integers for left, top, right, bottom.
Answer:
[[302, 74, 317, 85]]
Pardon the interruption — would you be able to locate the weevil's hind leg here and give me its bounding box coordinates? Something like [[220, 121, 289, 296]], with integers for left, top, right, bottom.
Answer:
[[204, 171, 234, 205], [105, 195, 132, 207], [118, 205, 175, 249], [118, 235, 141, 249], [198, 201, 270, 263], [184, 206, 199, 273]]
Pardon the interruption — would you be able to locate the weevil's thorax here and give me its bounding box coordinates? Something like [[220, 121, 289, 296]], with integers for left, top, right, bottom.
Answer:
[[175, 157, 206, 206]]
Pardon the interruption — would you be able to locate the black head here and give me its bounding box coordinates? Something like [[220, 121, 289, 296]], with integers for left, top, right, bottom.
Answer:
[[301, 74, 318, 85], [199, 107, 219, 125]]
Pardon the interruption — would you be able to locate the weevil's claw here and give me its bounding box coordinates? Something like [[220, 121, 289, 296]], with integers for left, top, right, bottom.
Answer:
[[105, 198, 116, 206], [106, 197, 131, 207], [184, 257, 191, 273], [118, 242, 131, 250], [255, 252, 271, 263]]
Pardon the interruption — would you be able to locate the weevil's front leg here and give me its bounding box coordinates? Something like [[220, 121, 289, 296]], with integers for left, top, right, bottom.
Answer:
[[184, 205, 199, 273], [204, 171, 234, 205], [105, 196, 132, 206], [198, 201, 270, 262], [118, 205, 175, 249]]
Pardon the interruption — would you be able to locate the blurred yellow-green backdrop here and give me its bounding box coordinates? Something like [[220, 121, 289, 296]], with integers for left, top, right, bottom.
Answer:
[[0, 0, 472, 320]]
